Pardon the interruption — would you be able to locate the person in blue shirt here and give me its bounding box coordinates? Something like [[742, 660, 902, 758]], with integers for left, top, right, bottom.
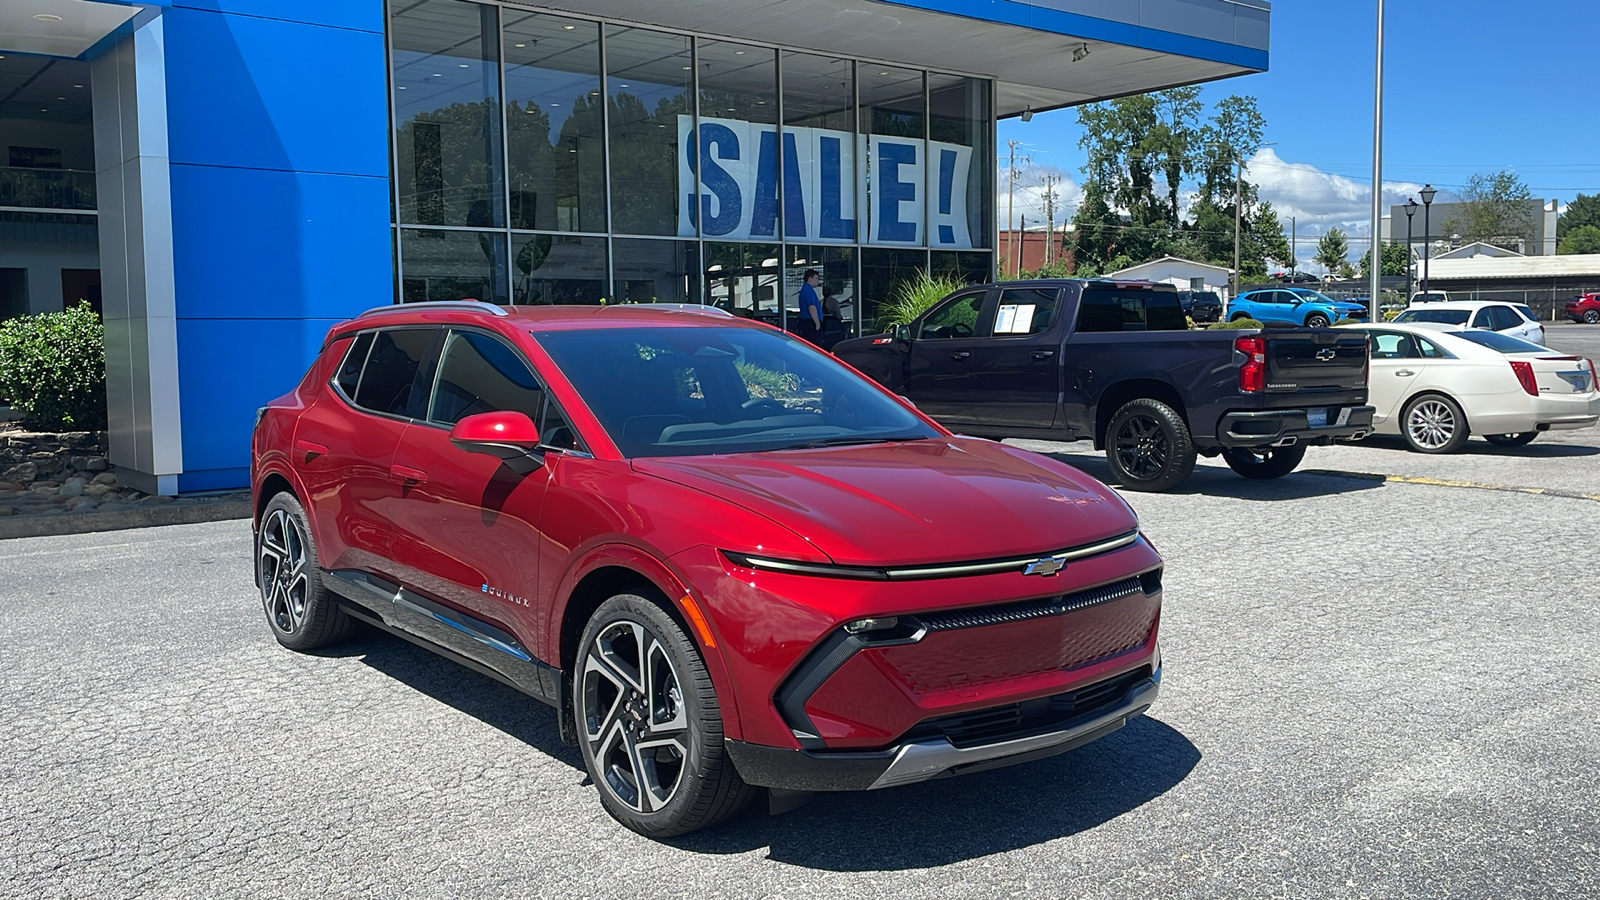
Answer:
[[797, 269, 823, 343]]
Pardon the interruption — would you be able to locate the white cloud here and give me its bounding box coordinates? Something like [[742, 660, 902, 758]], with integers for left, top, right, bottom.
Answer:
[[1247, 148, 1455, 259], [995, 164, 1082, 230]]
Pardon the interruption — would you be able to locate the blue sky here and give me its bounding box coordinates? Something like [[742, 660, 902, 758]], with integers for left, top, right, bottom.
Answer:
[[997, 0, 1600, 255]]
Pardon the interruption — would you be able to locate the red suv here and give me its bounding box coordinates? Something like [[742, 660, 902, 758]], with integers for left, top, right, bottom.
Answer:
[[251, 301, 1164, 837], [1566, 293, 1600, 324]]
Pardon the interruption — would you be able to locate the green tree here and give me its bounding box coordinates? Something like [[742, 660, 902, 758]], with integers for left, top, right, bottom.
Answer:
[[1359, 241, 1410, 277], [1447, 171, 1535, 250], [1315, 229, 1349, 274], [1074, 86, 1203, 263], [1557, 194, 1600, 241], [1559, 225, 1600, 255]]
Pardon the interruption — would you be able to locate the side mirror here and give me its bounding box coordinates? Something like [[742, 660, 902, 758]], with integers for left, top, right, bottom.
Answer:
[[450, 410, 542, 460], [894, 324, 912, 342]]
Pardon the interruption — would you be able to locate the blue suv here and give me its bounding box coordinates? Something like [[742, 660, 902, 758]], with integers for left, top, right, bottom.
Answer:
[[1229, 288, 1368, 328]]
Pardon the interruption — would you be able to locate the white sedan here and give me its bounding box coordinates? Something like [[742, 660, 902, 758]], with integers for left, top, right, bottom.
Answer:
[[1338, 323, 1600, 453], [1392, 301, 1545, 345]]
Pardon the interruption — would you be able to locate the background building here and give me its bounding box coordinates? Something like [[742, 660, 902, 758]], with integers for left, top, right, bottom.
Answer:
[[0, 0, 1271, 492], [1382, 199, 1560, 257], [1104, 257, 1233, 301]]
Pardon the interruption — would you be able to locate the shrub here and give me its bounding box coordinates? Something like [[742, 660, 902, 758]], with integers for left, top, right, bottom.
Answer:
[[0, 303, 107, 431], [1209, 317, 1265, 330], [1334, 317, 1360, 326], [874, 271, 971, 333]]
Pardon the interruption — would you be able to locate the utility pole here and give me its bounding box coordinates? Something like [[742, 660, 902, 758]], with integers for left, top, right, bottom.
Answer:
[[1042, 174, 1058, 266], [1006, 140, 1018, 277], [1233, 155, 1243, 302], [1291, 215, 1297, 273]]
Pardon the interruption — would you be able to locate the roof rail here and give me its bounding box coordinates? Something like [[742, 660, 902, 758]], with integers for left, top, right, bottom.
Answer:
[[357, 300, 508, 319], [604, 303, 735, 317]]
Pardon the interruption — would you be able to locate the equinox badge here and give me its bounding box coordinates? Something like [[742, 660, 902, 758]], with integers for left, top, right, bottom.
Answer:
[[1022, 556, 1067, 577]]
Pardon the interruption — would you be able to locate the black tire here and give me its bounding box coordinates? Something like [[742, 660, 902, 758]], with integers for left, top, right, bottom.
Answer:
[[575, 593, 754, 838], [256, 492, 355, 651], [1400, 393, 1470, 454], [1105, 398, 1197, 492], [1484, 432, 1537, 448], [1222, 443, 1308, 479], [1585, 310, 1599, 325], [1231, 313, 1251, 322], [1304, 312, 1330, 329]]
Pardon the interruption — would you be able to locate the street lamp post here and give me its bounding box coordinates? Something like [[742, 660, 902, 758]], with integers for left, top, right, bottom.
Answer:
[[1368, 0, 1386, 324], [1403, 197, 1418, 302], [1420, 184, 1437, 295]]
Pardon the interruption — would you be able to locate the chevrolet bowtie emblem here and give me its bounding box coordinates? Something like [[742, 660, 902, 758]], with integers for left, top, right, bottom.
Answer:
[[1316, 348, 1337, 361], [1022, 556, 1067, 576]]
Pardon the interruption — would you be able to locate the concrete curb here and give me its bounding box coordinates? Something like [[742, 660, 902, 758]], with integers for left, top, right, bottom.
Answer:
[[0, 495, 252, 541]]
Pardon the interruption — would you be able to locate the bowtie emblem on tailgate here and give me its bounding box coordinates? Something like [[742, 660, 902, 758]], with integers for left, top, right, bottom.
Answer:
[[1316, 348, 1337, 361]]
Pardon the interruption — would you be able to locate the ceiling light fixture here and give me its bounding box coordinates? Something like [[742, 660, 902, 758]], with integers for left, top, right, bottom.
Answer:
[[563, 24, 575, 30], [458, 63, 469, 68], [1071, 42, 1091, 62], [1021, 106, 1033, 122], [34, 14, 63, 22], [514, 43, 526, 48]]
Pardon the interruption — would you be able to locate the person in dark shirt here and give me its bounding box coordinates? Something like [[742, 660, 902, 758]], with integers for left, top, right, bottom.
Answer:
[[797, 269, 823, 344]]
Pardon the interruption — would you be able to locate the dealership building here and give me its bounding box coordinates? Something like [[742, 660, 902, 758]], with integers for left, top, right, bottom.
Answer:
[[0, 0, 1269, 493]]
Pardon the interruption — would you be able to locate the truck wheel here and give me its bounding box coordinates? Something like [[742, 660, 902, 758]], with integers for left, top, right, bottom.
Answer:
[[1304, 313, 1330, 328], [1222, 444, 1307, 479], [1106, 399, 1197, 492], [1484, 432, 1537, 448]]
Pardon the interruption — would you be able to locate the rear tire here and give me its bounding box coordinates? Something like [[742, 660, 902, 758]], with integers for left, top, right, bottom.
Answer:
[[1222, 443, 1308, 479], [1105, 399, 1197, 492], [1484, 432, 1537, 448], [1585, 310, 1599, 325], [256, 492, 355, 651], [1400, 394, 1470, 454], [575, 594, 754, 838]]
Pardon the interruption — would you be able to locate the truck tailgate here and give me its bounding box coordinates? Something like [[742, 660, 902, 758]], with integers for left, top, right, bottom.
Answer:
[[1265, 330, 1368, 394]]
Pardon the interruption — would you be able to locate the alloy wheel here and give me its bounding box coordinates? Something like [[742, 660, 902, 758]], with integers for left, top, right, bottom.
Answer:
[[1586, 310, 1600, 325], [1115, 415, 1169, 480], [1406, 399, 1458, 450], [582, 621, 689, 813], [259, 509, 310, 634]]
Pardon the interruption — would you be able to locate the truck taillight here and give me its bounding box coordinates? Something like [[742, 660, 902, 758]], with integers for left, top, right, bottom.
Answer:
[[1236, 335, 1266, 393], [1510, 360, 1539, 396]]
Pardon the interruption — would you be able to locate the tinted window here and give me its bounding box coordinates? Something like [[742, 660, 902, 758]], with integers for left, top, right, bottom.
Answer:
[[1515, 305, 1536, 322], [1076, 289, 1186, 332], [1451, 331, 1550, 354], [919, 291, 986, 339], [354, 329, 434, 416], [1395, 309, 1470, 325], [990, 288, 1059, 336], [1485, 306, 1520, 331], [335, 332, 374, 398], [1369, 332, 1420, 359], [1417, 336, 1450, 358], [532, 326, 937, 457], [428, 331, 544, 426]]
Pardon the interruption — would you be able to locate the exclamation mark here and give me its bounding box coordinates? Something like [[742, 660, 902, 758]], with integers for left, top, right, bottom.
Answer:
[[937, 149, 956, 245]]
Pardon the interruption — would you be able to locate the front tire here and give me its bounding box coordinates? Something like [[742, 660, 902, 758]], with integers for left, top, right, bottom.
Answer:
[[1222, 443, 1308, 479], [1304, 313, 1330, 328], [575, 594, 753, 837], [256, 493, 355, 651], [1485, 432, 1537, 448], [1401, 394, 1470, 454], [1105, 399, 1197, 492]]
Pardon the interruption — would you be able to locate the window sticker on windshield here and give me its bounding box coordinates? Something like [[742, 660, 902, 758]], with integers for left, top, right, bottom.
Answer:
[[995, 304, 1036, 334]]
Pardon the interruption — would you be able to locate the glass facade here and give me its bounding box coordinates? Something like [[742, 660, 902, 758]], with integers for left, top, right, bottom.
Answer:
[[388, 0, 995, 337]]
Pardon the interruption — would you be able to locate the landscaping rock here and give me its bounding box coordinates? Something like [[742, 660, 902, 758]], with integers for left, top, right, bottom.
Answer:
[[61, 477, 89, 497], [0, 481, 24, 492], [85, 457, 110, 472], [92, 472, 118, 486], [83, 483, 114, 498], [66, 496, 99, 512], [5, 462, 38, 483], [29, 482, 62, 495]]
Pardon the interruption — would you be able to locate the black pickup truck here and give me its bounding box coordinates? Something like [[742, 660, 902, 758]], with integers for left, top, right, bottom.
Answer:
[[835, 278, 1376, 491]]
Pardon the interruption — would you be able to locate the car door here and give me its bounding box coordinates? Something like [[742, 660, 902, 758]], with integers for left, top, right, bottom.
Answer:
[[965, 287, 1063, 430], [901, 288, 992, 423], [292, 327, 435, 578], [386, 328, 558, 639], [1364, 330, 1425, 425]]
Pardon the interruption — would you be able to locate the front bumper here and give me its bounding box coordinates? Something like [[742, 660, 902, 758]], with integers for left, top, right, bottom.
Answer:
[[1216, 405, 1376, 447], [726, 667, 1160, 792]]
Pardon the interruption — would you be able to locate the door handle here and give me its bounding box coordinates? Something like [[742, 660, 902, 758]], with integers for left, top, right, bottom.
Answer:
[[293, 439, 329, 460], [950, 351, 972, 361], [1032, 350, 1055, 359], [1394, 369, 1416, 377], [390, 464, 429, 484]]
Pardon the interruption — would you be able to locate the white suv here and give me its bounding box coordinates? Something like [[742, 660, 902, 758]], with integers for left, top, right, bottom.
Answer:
[[1393, 301, 1546, 345]]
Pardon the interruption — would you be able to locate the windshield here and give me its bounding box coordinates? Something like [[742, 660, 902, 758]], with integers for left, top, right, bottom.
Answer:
[[1449, 330, 1550, 354], [532, 325, 939, 457], [1395, 309, 1470, 325]]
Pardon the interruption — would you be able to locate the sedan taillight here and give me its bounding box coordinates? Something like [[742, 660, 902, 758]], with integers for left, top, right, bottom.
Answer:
[[1510, 360, 1539, 396], [1236, 335, 1266, 393], [1589, 359, 1599, 392]]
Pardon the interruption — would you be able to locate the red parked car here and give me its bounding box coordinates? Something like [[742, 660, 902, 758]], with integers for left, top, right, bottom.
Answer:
[[251, 301, 1164, 837], [1565, 293, 1600, 324]]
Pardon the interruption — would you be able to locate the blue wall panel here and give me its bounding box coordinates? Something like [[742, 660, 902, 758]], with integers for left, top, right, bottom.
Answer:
[[164, 6, 389, 176], [175, 316, 351, 480], [170, 164, 391, 321], [173, 1, 383, 34]]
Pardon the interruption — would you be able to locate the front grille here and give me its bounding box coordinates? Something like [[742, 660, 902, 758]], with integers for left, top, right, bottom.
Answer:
[[917, 576, 1145, 632], [905, 666, 1151, 748]]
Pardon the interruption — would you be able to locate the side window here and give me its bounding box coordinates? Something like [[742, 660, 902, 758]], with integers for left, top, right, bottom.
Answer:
[[989, 288, 1059, 336], [335, 332, 374, 399], [354, 329, 434, 417], [1417, 336, 1449, 358], [428, 331, 544, 426], [1490, 306, 1520, 330], [1143, 293, 1188, 330], [918, 291, 986, 339], [1370, 332, 1418, 359]]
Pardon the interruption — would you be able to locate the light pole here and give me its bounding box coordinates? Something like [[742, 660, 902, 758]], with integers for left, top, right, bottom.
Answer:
[[1403, 197, 1417, 303], [1368, 0, 1386, 322], [1420, 183, 1437, 295]]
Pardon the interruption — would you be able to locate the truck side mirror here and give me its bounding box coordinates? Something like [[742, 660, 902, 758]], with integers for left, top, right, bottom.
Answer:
[[894, 324, 912, 342]]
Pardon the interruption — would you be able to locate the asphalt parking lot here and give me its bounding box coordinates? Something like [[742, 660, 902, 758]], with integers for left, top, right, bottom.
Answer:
[[3, 335, 1598, 898]]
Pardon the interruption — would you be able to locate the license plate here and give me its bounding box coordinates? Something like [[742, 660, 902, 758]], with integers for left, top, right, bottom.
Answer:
[[1307, 408, 1328, 427]]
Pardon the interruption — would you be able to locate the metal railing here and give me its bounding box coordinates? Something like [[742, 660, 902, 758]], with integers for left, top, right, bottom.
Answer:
[[0, 167, 97, 211]]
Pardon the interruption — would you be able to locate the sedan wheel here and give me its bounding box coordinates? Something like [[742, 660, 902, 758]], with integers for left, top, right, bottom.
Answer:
[[1401, 395, 1470, 454], [576, 595, 752, 837]]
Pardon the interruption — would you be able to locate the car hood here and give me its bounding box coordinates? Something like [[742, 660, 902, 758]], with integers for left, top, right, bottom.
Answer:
[[632, 438, 1136, 566]]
